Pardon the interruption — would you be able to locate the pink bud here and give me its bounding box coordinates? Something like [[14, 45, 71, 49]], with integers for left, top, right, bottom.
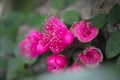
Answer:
[[78, 46, 103, 66], [19, 31, 49, 59], [71, 20, 99, 43], [47, 54, 67, 73]]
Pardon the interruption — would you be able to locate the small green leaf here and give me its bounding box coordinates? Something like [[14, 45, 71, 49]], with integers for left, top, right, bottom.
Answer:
[[61, 10, 81, 26], [26, 14, 45, 31], [6, 57, 25, 80], [51, 0, 65, 10], [91, 13, 107, 29], [107, 4, 120, 25], [106, 31, 120, 58]]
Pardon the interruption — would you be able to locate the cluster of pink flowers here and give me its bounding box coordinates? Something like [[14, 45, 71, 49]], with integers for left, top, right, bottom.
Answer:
[[19, 16, 103, 73]]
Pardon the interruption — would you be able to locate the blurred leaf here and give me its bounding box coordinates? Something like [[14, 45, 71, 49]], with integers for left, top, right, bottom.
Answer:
[[12, 0, 35, 13], [17, 68, 33, 79], [106, 31, 120, 58], [6, 12, 26, 24], [107, 4, 120, 25], [6, 57, 25, 80], [0, 12, 26, 42], [51, 0, 65, 10], [51, 0, 77, 10], [117, 56, 120, 65], [0, 36, 13, 57], [0, 57, 7, 68], [91, 13, 107, 28], [61, 10, 81, 26], [26, 14, 45, 31], [64, 0, 77, 7]]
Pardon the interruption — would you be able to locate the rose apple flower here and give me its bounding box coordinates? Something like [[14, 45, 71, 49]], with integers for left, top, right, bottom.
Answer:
[[78, 46, 103, 67], [44, 16, 74, 54], [70, 20, 99, 43], [47, 54, 68, 73], [19, 31, 50, 59]]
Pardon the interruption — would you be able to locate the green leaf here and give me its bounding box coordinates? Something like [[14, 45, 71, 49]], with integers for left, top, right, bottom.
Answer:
[[6, 57, 25, 80], [61, 10, 81, 26], [6, 12, 26, 24], [117, 56, 120, 65], [0, 36, 13, 57], [17, 69, 33, 78], [107, 4, 120, 25], [26, 14, 45, 31], [0, 57, 7, 68], [64, 0, 77, 7], [0, 12, 26, 42], [51, 0, 65, 10], [91, 13, 107, 29], [106, 31, 120, 58]]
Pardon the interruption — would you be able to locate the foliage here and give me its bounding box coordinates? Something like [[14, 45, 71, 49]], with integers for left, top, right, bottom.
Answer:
[[107, 4, 120, 25], [60, 10, 81, 26], [106, 31, 120, 58], [91, 14, 107, 29]]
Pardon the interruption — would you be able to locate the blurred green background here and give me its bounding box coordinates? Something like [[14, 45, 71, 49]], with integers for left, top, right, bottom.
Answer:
[[0, 0, 120, 80]]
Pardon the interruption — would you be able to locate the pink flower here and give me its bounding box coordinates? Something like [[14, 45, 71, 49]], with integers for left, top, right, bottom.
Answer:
[[19, 16, 74, 58], [70, 20, 99, 43], [49, 31, 74, 54], [78, 46, 103, 67], [19, 31, 49, 59], [44, 16, 74, 54], [47, 54, 68, 73], [44, 16, 67, 33]]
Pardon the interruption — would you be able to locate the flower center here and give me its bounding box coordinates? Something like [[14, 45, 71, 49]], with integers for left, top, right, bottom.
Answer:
[[82, 29, 91, 37]]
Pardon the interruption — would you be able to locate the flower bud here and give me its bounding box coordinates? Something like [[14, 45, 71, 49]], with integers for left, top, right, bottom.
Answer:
[[70, 20, 99, 43], [78, 46, 103, 67], [47, 54, 68, 73]]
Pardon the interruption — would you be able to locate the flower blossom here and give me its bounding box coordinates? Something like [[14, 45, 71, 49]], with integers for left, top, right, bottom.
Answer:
[[70, 20, 99, 43], [19, 16, 74, 58], [19, 31, 49, 59], [78, 46, 103, 67], [44, 16, 74, 54]]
